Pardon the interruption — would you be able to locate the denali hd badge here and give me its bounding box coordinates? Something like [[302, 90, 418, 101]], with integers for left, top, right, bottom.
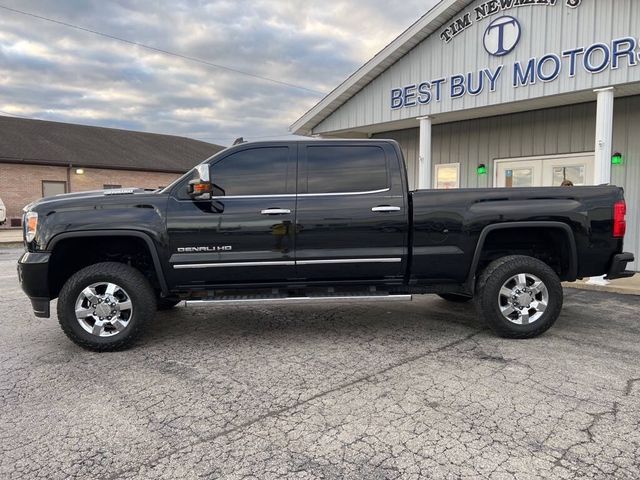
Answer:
[[177, 246, 232, 253]]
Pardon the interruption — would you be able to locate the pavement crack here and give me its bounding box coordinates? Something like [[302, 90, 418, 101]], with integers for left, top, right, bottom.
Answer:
[[103, 329, 483, 479], [624, 377, 640, 396]]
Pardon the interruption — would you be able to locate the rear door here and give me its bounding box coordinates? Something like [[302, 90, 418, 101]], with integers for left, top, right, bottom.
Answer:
[[294, 142, 408, 282]]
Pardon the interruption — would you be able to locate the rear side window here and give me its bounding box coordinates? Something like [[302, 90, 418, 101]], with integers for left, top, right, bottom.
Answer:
[[210, 147, 291, 196], [304, 145, 388, 194]]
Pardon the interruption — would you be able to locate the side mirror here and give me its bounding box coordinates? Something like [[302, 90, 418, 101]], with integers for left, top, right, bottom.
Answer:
[[188, 164, 213, 200]]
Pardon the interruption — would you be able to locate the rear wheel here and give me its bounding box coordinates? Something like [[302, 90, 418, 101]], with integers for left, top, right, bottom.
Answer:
[[475, 255, 563, 339], [437, 293, 472, 303], [57, 262, 156, 351]]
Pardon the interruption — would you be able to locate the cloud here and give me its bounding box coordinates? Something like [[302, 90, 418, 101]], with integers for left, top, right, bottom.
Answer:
[[0, 0, 440, 145]]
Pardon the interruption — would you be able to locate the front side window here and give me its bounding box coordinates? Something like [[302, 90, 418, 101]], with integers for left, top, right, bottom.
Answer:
[[210, 147, 291, 196], [304, 146, 388, 194]]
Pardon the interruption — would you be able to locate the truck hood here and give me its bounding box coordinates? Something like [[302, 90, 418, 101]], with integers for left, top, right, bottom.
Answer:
[[25, 188, 158, 212], [24, 187, 170, 251]]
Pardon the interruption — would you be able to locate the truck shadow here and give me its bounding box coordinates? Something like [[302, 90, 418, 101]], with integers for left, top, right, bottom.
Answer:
[[145, 297, 481, 347]]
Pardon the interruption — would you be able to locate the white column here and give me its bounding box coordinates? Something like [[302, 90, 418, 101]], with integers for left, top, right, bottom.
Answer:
[[588, 88, 615, 286], [594, 87, 615, 185], [418, 116, 432, 189]]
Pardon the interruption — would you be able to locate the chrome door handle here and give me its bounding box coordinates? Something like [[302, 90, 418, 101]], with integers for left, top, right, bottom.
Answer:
[[372, 206, 401, 213], [261, 208, 291, 215]]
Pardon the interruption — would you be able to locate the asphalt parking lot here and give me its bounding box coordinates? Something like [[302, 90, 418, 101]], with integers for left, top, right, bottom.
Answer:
[[1, 247, 640, 479]]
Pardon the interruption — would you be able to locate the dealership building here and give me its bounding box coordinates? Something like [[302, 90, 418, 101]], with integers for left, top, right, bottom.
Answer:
[[293, 0, 640, 270]]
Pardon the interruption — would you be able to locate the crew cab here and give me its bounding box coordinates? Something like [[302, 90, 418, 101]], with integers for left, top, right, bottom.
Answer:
[[18, 140, 634, 351]]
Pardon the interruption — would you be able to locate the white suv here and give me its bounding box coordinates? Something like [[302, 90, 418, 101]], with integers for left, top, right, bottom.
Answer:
[[0, 197, 6, 225]]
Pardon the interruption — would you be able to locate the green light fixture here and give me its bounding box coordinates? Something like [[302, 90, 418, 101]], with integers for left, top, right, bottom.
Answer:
[[611, 152, 624, 165], [477, 164, 488, 175]]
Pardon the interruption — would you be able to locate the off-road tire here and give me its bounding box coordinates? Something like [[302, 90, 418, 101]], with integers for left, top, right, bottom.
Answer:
[[437, 293, 473, 303], [57, 262, 156, 351], [475, 255, 563, 339]]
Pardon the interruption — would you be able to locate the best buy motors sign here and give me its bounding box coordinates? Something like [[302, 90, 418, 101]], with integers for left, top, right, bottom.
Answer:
[[390, 0, 640, 110]]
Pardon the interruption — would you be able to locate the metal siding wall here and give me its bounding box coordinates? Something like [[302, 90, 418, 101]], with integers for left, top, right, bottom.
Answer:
[[315, 0, 640, 134], [374, 97, 639, 268], [372, 129, 420, 189], [612, 96, 640, 269], [431, 102, 598, 188]]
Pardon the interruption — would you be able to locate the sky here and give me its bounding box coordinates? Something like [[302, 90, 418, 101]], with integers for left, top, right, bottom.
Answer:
[[0, 0, 440, 146]]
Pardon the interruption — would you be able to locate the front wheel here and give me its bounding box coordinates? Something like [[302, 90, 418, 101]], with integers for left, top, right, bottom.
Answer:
[[475, 255, 563, 339], [57, 262, 156, 351]]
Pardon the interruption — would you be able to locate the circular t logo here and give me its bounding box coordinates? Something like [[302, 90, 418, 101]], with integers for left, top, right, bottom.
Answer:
[[483, 16, 521, 57]]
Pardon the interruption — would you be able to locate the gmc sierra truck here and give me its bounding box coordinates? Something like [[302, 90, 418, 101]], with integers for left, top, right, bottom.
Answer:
[[18, 140, 634, 351]]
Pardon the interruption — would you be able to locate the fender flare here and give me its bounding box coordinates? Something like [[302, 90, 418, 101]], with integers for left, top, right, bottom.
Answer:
[[47, 230, 169, 295], [465, 221, 578, 291]]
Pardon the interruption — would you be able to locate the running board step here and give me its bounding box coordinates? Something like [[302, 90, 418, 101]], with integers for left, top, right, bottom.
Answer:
[[185, 294, 412, 307]]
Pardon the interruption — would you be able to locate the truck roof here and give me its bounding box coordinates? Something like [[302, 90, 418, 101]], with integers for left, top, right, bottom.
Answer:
[[225, 138, 400, 148]]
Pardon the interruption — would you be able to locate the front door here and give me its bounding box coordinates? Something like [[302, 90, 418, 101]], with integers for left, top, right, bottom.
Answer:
[[495, 154, 595, 188], [166, 144, 297, 288], [294, 142, 408, 282]]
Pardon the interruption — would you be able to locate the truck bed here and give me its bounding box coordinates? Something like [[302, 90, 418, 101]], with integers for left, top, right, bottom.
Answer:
[[409, 186, 625, 284]]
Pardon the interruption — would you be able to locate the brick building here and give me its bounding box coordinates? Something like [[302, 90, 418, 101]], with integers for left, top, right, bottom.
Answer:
[[0, 116, 223, 226]]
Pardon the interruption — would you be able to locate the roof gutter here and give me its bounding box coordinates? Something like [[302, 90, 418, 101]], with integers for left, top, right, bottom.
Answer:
[[0, 157, 190, 174]]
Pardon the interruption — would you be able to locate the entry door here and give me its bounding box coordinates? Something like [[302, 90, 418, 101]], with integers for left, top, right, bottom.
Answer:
[[496, 160, 543, 188], [166, 145, 297, 287], [542, 155, 595, 186], [496, 154, 595, 188], [294, 143, 408, 282]]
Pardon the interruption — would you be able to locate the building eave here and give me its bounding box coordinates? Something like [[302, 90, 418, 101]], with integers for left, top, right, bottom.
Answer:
[[0, 156, 190, 174], [290, 0, 474, 136]]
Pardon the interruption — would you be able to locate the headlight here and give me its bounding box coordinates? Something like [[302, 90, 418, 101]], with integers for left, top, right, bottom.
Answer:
[[25, 211, 38, 243]]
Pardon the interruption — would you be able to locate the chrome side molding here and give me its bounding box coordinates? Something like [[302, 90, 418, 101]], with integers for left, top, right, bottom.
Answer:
[[297, 258, 401, 265], [174, 261, 295, 269], [173, 258, 402, 269]]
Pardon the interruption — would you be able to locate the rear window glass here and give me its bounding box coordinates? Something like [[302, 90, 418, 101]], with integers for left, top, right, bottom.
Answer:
[[305, 146, 388, 194]]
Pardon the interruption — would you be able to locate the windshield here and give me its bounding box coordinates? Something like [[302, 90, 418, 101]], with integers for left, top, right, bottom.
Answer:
[[160, 146, 231, 194]]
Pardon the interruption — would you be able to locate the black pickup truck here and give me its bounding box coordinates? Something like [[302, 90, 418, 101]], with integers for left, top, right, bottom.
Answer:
[[18, 139, 634, 351]]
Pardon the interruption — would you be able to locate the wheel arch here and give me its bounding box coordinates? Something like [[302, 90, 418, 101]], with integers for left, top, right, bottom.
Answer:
[[465, 222, 578, 293], [47, 230, 169, 296]]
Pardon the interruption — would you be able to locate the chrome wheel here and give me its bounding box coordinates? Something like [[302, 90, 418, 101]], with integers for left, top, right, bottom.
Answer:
[[498, 273, 549, 325], [74, 282, 133, 337]]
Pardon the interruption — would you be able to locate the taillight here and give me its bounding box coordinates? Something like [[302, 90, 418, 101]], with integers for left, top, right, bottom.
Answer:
[[613, 201, 627, 238]]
